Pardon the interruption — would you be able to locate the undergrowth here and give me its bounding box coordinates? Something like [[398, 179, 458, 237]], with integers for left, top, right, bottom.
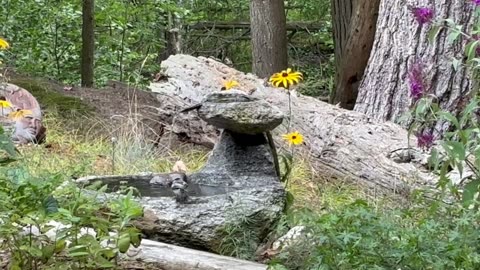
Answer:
[[15, 110, 208, 178]]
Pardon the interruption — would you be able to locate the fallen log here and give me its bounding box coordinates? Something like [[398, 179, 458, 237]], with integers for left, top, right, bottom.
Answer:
[[188, 21, 323, 31], [124, 239, 267, 270], [148, 55, 438, 195]]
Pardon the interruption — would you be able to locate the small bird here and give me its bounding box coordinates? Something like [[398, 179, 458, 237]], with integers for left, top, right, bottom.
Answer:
[[170, 174, 189, 203]]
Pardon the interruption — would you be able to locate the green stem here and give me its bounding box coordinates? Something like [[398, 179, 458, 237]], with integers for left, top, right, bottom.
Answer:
[[287, 90, 292, 132]]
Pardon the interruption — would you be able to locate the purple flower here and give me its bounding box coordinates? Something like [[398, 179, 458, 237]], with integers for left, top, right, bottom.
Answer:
[[473, 0, 480, 6], [408, 62, 425, 101], [416, 131, 435, 150], [411, 7, 434, 25]]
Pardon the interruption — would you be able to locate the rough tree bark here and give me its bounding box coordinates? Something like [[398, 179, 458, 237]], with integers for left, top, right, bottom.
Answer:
[[250, 0, 288, 78], [81, 0, 95, 87], [330, 0, 380, 109], [149, 55, 441, 195], [355, 0, 474, 131], [166, 11, 182, 56]]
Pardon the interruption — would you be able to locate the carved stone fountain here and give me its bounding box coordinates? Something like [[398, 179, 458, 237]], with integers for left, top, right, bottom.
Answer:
[[77, 90, 286, 253]]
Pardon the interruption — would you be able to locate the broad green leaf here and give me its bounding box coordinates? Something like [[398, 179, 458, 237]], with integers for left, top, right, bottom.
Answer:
[[462, 180, 480, 206], [452, 57, 462, 71], [428, 25, 442, 43], [68, 251, 90, 257], [447, 31, 461, 44], [443, 141, 466, 161], [43, 195, 59, 214], [42, 244, 56, 260], [438, 111, 460, 129], [117, 233, 131, 253], [465, 40, 480, 61]]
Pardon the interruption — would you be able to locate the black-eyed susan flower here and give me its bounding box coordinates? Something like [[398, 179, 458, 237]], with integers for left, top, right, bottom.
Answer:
[[221, 80, 239, 91], [283, 131, 304, 146], [0, 38, 9, 50], [8, 109, 33, 120], [269, 68, 303, 89], [0, 100, 12, 108]]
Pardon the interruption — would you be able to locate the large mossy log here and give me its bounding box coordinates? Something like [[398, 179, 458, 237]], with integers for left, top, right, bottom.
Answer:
[[149, 54, 436, 195]]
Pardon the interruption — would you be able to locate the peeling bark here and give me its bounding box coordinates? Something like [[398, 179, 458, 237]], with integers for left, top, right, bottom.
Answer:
[[331, 0, 381, 109]]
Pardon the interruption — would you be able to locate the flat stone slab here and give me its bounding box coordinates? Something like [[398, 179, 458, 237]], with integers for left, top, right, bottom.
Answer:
[[197, 91, 284, 134]]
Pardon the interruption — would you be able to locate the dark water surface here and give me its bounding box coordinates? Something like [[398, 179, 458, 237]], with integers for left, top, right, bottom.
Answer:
[[106, 179, 238, 198]]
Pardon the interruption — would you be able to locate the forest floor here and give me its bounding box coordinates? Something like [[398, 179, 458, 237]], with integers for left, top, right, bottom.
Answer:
[[9, 74, 379, 210], [4, 74, 396, 269]]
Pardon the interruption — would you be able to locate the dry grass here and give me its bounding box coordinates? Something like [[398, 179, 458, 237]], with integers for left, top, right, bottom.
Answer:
[[15, 109, 209, 179]]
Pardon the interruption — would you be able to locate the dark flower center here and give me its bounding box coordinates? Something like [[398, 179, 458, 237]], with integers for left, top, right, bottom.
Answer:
[[292, 136, 297, 140], [282, 72, 288, 77]]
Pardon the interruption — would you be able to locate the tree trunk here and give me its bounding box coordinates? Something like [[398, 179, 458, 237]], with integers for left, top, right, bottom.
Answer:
[[250, 0, 288, 78], [81, 0, 95, 87], [166, 11, 182, 57], [330, 0, 353, 104], [355, 0, 474, 131], [330, 0, 380, 109]]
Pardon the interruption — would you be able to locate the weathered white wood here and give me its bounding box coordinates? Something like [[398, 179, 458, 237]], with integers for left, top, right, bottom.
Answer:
[[22, 220, 267, 270], [150, 54, 438, 194], [124, 239, 268, 270]]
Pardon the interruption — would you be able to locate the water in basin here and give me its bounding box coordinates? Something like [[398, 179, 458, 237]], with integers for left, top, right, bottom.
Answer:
[[105, 178, 237, 198]]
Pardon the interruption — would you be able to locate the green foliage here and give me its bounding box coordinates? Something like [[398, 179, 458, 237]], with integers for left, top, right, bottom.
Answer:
[[1, 0, 175, 86], [296, 58, 334, 98], [0, 125, 144, 269], [0, 168, 144, 269], [1, 0, 334, 91], [0, 126, 17, 164], [216, 206, 262, 260], [404, 10, 480, 205], [271, 200, 480, 270]]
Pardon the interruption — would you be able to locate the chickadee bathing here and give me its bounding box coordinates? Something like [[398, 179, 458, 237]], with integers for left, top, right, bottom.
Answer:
[[170, 175, 189, 203]]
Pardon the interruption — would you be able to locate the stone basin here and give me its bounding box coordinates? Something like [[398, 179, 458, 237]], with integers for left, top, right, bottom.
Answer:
[[76, 90, 286, 254], [106, 178, 240, 198], [76, 130, 286, 253]]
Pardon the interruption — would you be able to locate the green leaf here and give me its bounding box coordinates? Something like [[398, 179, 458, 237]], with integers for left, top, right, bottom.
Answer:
[[43, 195, 59, 214], [42, 244, 56, 261], [442, 141, 466, 171], [117, 233, 131, 253], [462, 180, 480, 206], [20, 245, 43, 258], [452, 57, 462, 71], [465, 40, 480, 61], [438, 111, 460, 129], [129, 229, 142, 248], [428, 25, 442, 43], [55, 239, 67, 253], [447, 31, 461, 44], [94, 255, 116, 268], [68, 251, 90, 257]]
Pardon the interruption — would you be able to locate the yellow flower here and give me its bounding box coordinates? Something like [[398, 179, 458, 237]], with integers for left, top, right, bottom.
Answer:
[[283, 131, 304, 146], [0, 100, 12, 108], [0, 38, 10, 50], [8, 109, 33, 120], [269, 68, 303, 89], [222, 80, 239, 90]]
